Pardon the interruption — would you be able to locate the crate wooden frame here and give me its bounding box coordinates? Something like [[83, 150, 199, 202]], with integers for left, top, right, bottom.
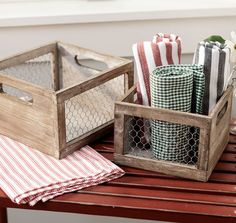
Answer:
[[0, 42, 134, 159], [114, 85, 233, 181]]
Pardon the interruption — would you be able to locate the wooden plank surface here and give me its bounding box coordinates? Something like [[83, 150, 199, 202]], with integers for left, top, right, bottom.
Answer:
[[0, 121, 236, 223], [0, 208, 7, 223]]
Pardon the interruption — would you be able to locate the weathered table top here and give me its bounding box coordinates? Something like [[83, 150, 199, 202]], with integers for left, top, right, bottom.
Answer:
[[0, 123, 236, 223]]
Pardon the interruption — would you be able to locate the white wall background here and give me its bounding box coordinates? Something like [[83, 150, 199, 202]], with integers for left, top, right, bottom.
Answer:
[[0, 16, 235, 59], [1, 1, 236, 222]]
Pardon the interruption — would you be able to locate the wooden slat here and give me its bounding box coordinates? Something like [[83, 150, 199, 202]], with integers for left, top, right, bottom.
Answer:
[[115, 101, 211, 128], [109, 175, 236, 194], [0, 192, 234, 223], [0, 126, 236, 223], [207, 86, 233, 179], [114, 112, 125, 155], [214, 162, 236, 173], [0, 73, 53, 100], [89, 143, 114, 152], [114, 153, 207, 181], [51, 44, 60, 91], [225, 144, 236, 153], [79, 184, 236, 206], [210, 172, 236, 183], [0, 74, 59, 158], [52, 193, 236, 218], [56, 62, 132, 103], [220, 153, 236, 162], [229, 134, 236, 144], [99, 134, 114, 143], [0, 43, 56, 70], [124, 66, 134, 93], [118, 85, 136, 102], [0, 208, 7, 223], [197, 127, 210, 171], [57, 102, 66, 152], [118, 162, 236, 184]]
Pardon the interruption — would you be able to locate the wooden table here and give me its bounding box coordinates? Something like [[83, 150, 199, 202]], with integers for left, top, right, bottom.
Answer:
[[0, 127, 236, 223]]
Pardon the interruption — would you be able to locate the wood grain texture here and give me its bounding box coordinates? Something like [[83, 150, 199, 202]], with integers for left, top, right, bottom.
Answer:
[[56, 101, 66, 152], [0, 73, 59, 158], [51, 44, 60, 91], [0, 43, 56, 70], [114, 86, 234, 181], [0, 41, 133, 159], [197, 127, 211, 172], [124, 64, 134, 93], [114, 112, 125, 155], [118, 85, 136, 103], [114, 153, 207, 181], [0, 128, 236, 223], [115, 101, 211, 129], [56, 62, 133, 103], [207, 86, 233, 178]]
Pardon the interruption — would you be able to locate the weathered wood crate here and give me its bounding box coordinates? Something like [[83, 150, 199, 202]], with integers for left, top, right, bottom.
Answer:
[[114, 85, 233, 181], [0, 42, 133, 159]]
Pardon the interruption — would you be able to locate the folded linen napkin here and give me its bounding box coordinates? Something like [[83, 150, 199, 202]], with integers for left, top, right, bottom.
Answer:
[[0, 135, 124, 206], [132, 33, 182, 106], [193, 41, 231, 114], [150, 65, 205, 162]]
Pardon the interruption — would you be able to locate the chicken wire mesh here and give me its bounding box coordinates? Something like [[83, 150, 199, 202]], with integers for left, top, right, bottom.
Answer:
[[124, 116, 200, 165], [0, 50, 126, 143], [65, 74, 125, 142], [0, 50, 108, 97], [0, 53, 52, 99], [60, 53, 104, 89]]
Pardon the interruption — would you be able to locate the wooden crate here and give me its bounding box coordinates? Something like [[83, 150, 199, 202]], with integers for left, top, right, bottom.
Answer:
[[114, 85, 233, 181], [0, 42, 133, 159]]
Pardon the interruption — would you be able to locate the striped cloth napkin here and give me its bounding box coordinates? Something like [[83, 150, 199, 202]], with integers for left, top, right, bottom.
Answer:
[[0, 135, 124, 206], [193, 41, 231, 114], [132, 33, 182, 106], [150, 65, 205, 162]]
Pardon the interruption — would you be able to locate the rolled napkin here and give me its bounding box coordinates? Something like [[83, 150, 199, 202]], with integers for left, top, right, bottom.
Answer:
[[0, 135, 124, 206], [132, 33, 182, 106], [193, 41, 231, 114], [150, 65, 205, 162]]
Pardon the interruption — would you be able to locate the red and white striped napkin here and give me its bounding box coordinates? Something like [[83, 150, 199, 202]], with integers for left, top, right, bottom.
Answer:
[[0, 135, 124, 206], [132, 33, 182, 106]]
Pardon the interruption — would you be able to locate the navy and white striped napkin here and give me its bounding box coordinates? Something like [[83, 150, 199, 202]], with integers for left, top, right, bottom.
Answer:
[[193, 41, 231, 114]]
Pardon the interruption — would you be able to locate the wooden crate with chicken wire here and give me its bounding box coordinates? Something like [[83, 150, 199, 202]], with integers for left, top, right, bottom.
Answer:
[[114, 85, 233, 181], [0, 42, 133, 159]]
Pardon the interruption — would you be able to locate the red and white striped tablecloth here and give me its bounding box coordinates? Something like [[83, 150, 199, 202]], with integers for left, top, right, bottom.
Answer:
[[0, 135, 124, 206]]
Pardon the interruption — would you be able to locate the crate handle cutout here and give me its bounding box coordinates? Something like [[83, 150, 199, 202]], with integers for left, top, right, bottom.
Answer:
[[216, 101, 228, 126], [0, 83, 33, 105], [74, 55, 108, 72]]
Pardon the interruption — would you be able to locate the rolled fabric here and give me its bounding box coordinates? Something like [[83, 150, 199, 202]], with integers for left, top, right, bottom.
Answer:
[[150, 65, 205, 162], [152, 33, 181, 65], [193, 41, 231, 114], [132, 33, 182, 106]]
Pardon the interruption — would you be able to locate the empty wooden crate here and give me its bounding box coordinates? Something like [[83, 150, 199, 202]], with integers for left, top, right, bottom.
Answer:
[[114, 85, 233, 181], [0, 42, 133, 159]]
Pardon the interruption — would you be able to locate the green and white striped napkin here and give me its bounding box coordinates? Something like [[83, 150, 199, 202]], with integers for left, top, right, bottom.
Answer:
[[150, 64, 205, 162]]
